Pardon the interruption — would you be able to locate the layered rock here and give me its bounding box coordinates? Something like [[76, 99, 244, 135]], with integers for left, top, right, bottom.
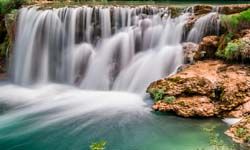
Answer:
[[197, 36, 220, 59], [147, 60, 250, 118]]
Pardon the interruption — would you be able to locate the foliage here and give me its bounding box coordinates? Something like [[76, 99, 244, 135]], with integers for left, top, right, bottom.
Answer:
[[224, 40, 241, 59], [148, 88, 165, 101], [89, 140, 106, 150], [163, 96, 175, 104], [221, 9, 250, 32], [216, 38, 245, 60], [0, 0, 27, 14]]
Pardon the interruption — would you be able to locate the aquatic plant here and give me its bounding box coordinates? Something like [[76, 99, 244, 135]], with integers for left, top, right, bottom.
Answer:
[[90, 140, 106, 150], [202, 126, 235, 150]]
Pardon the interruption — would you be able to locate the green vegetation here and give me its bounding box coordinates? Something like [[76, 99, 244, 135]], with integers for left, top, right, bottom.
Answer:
[[148, 88, 165, 101], [223, 40, 242, 60], [0, 0, 26, 14], [216, 38, 249, 61], [221, 9, 250, 32], [163, 96, 176, 104], [90, 141, 106, 150]]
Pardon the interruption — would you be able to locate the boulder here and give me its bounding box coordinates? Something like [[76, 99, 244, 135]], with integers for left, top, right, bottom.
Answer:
[[197, 36, 220, 59], [148, 60, 250, 118], [182, 42, 199, 64], [153, 96, 217, 117]]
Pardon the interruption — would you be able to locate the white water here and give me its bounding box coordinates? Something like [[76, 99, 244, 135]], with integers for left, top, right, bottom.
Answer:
[[187, 12, 220, 43], [0, 6, 234, 150], [12, 6, 188, 94]]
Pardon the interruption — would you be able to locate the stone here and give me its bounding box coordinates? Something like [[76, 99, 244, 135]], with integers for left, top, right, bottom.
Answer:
[[182, 42, 199, 64], [147, 60, 250, 118], [197, 36, 220, 59]]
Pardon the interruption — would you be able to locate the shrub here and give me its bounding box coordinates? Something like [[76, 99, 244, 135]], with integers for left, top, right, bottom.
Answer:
[[148, 88, 165, 101], [89, 141, 106, 150], [217, 39, 245, 60]]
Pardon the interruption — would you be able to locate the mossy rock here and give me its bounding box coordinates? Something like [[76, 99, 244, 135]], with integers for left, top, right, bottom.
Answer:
[[221, 9, 250, 33]]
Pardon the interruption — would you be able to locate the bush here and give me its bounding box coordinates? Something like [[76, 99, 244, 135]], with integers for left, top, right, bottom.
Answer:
[[216, 39, 245, 60], [89, 141, 106, 150], [148, 88, 165, 101]]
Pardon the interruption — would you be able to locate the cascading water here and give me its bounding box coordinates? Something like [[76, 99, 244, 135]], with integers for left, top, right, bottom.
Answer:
[[0, 5, 233, 150], [12, 6, 186, 94]]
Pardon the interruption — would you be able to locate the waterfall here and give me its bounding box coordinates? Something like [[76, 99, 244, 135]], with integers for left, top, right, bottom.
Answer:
[[12, 6, 188, 94], [187, 12, 220, 43]]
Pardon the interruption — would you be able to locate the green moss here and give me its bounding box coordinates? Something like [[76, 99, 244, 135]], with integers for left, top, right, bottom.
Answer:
[[163, 96, 176, 104], [221, 9, 250, 32], [148, 88, 165, 102], [217, 39, 245, 60], [216, 32, 234, 57]]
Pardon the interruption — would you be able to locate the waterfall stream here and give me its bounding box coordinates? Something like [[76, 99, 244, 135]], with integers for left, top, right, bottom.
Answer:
[[0, 5, 233, 150], [12, 6, 187, 94]]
